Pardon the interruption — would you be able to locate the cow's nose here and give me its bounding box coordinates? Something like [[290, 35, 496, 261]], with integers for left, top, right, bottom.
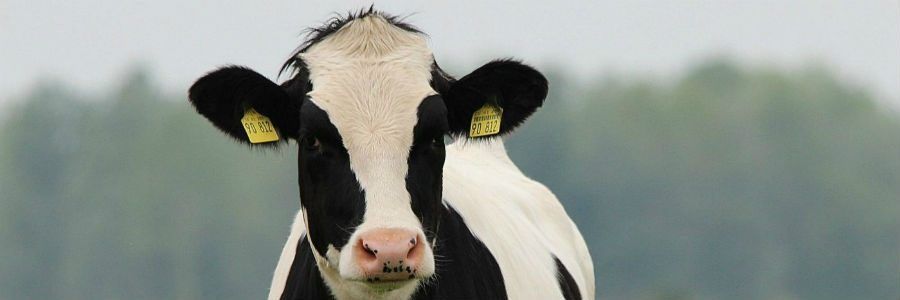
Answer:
[[354, 228, 424, 282]]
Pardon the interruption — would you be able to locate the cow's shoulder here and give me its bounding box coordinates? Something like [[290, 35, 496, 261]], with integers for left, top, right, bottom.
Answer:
[[442, 139, 594, 299]]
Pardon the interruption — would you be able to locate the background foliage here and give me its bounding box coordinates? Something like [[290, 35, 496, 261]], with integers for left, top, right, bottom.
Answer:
[[1, 60, 898, 299]]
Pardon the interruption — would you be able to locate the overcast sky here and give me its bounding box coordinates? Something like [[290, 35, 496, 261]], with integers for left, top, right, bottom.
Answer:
[[2, 0, 899, 106]]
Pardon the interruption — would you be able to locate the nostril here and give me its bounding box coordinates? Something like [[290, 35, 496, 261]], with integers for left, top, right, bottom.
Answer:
[[406, 235, 424, 260], [361, 242, 378, 260]]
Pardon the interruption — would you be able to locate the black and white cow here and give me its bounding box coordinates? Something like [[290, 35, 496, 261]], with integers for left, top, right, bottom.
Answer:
[[188, 9, 593, 300]]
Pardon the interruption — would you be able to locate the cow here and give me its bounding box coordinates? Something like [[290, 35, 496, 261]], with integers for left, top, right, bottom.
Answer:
[[188, 8, 593, 300]]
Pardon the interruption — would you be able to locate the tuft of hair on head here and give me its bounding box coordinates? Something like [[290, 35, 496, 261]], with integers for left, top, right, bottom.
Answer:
[[279, 6, 423, 77]]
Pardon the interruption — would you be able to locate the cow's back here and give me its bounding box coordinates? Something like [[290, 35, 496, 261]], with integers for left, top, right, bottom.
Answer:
[[442, 139, 594, 299]]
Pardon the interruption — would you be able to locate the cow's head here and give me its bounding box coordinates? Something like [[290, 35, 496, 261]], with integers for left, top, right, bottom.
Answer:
[[188, 10, 547, 299]]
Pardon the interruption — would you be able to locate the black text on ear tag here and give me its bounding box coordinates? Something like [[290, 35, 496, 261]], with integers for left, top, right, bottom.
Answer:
[[469, 104, 502, 137], [241, 108, 280, 143]]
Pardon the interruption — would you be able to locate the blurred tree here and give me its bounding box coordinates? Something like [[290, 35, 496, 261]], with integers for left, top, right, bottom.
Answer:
[[0, 80, 85, 299]]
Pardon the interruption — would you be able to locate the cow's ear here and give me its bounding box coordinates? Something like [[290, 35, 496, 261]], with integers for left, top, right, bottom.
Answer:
[[188, 66, 304, 146], [443, 59, 548, 138]]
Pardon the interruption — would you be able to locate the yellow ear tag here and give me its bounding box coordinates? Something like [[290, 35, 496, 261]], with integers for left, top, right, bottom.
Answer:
[[469, 104, 503, 137], [240, 108, 280, 143]]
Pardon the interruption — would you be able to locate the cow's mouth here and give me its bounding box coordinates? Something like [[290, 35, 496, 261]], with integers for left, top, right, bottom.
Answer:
[[358, 277, 418, 293]]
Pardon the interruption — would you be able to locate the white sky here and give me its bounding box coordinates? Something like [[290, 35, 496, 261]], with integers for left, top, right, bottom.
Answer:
[[2, 0, 899, 106]]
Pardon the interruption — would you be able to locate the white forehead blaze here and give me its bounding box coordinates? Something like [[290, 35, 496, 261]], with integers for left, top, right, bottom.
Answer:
[[301, 15, 435, 230]]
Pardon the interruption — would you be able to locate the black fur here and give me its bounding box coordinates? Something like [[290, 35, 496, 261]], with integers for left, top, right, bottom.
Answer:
[[297, 101, 365, 256], [429, 61, 455, 95], [188, 66, 302, 145], [442, 59, 549, 138], [280, 60, 312, 108], [555, 257, 582, 300], [280, 237, 333, 300], [410, 206, 508, 300], [407, 95, 449, 244]]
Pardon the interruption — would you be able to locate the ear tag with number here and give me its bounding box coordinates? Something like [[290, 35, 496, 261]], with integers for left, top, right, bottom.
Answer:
[[240, 108, 280, 143], [469, 104, 503, 137]]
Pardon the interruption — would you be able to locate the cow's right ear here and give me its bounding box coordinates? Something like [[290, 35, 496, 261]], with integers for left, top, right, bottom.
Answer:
[[188, 66, 303, 146]]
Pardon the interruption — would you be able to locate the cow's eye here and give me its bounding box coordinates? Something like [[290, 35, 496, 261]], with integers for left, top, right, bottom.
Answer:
[[303, 137, 321, 151], [432, 135, 445, 148]]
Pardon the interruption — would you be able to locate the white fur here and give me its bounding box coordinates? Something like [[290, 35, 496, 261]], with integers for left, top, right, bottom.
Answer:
[[443, 139, 595, 299]]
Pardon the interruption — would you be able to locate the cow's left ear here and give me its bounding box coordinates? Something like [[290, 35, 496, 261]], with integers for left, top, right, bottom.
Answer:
[[443, 59, 548, 138]]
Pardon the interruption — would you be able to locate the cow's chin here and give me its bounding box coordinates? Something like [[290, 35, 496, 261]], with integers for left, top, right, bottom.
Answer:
[[317, 265, 424, 300], [347, 278, 421, 298], [316, 244, 435, 300]]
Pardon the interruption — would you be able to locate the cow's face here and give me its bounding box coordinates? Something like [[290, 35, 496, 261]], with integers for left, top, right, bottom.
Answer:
[[188, 13, 546, 299]]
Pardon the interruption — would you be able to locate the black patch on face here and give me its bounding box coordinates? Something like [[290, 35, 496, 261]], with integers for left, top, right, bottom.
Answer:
[[298, 101, 365, 256], [280, 237, 335, 300], [411, 206, 508, 299], [555, 257, 582, 300], [407, 95, 449, 243]]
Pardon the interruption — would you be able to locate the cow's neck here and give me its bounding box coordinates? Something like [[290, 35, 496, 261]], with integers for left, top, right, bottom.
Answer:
[[278, 238, 331, 300]]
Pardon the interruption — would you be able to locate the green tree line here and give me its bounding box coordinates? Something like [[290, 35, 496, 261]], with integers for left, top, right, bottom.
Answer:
[[1, 60, 898, 299]]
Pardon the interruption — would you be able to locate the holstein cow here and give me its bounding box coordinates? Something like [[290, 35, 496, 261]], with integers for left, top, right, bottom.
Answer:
[[188, 9, 593, 300]]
